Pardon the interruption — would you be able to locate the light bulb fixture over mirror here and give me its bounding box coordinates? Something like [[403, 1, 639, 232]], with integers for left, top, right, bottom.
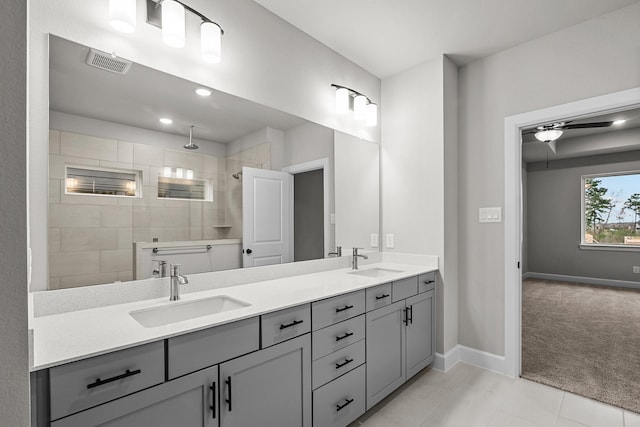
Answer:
[[111, 0, 225, 63], [331, 84, 378, 127]]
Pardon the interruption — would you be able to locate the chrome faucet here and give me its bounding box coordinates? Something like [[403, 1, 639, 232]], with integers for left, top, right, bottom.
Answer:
[[169, 264, 189, 301], [352, 248, 368, 270], [152, 260, 169, 278], [328, 246, 342, 257]]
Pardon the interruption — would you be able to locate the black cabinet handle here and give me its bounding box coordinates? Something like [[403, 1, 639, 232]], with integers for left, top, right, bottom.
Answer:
[[209, 382, 216, 419], [335, 358, 354, 369], [403, 308, 409, 326], [335, 332, 354, 342], [225, 376, 232, 412], [375, 294, 390, 300], [336, 398, 354, 412], [424, 280, 435, 284], [279, 319, 304, 330], [86, 369, 141, 389], [409, 305, 414, 324], [335, 304, 353, 313]]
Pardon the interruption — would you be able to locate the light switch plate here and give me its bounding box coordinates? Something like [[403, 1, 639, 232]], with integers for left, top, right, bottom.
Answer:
[[386, 234, 395, 249], [371, 233, 379, 248], [479, 207, 502, 223], [330, 213, 336, 224]]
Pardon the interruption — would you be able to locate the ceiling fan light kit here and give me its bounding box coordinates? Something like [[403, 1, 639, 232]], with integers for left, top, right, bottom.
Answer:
[[534, 128, 563, 142]]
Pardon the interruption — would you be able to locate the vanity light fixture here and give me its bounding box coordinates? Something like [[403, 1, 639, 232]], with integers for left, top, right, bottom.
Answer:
[[109, 0, 137, 33], [159, 117, 173, 124], [143, 0, 224, 63], [195, 87, 212, 97], [331, 84, 378, 127]]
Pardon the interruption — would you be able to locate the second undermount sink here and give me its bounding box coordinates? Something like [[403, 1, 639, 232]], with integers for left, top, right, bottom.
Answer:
[[349, 267, 404, 278], [130, 295, 251, 328]]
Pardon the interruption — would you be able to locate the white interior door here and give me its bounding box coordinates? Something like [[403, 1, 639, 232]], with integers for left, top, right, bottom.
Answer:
[[242, 167, 293, 267]]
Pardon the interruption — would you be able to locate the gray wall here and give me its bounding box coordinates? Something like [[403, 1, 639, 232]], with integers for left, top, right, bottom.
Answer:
[[458, 2, 640, 355], [0, 0, 29, 424], [526, 151, 640, 282], [294, 169, 324, 262]]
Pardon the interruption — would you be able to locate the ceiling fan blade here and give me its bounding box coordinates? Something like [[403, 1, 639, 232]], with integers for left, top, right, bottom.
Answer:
[[561, 121, 613, 130], [522, 128, 538, 135]]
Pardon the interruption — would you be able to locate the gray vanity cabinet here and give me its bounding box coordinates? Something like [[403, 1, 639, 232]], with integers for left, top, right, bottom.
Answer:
[[51, 365, 218, 427], [406, 289, 435, 378], [218, 334, 311, 427]]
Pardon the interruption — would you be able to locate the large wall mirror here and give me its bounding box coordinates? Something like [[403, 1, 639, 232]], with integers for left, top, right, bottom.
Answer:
[[45, 35, 379, 291]]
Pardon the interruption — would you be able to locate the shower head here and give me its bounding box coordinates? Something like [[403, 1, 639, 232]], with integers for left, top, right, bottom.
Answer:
[[232, 171, 243, 180], [184, 125, 199, 150]]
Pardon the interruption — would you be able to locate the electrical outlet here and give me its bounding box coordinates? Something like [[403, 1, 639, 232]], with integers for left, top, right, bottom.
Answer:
[[386, 234, 395, 249], [371, 233, 379, 248], [633, 266, 640, 274]]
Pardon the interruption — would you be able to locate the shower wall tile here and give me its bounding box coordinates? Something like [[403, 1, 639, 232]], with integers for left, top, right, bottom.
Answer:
[[164, 149, 204, 172], [117, 140, 134, 163], [49, 179, 61, 204], [61, 132, 118, 161], [101, 249, 133, 273], [133, 207, 150, 227], [50, 204, 101, 228], [49, 154, 99, 180], [60, 272, 119, 289], [118, 228, 133, 249], [133, 143, 164, 167], [49, 130, 61, 154], [101, 206, 134, 228], [49, 228, 61, 253], [50, 251, 100, 277], [60, 228, 119, 252]]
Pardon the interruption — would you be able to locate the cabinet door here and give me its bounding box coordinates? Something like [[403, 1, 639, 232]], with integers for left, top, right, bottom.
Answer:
[[51, 365, 218, 427], [406, 289, 435, 379], [219, 334, 311, 427], [365, 300, 406, 410]]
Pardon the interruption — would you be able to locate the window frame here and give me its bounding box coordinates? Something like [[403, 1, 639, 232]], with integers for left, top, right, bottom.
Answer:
[[64, 165, 142, 198]]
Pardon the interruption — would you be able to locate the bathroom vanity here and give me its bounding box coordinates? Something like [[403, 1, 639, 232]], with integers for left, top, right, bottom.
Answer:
[[30, 259, 437, 427]]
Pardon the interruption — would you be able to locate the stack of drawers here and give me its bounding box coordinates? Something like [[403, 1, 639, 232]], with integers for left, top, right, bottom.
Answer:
[[311, 290, 367, 427]]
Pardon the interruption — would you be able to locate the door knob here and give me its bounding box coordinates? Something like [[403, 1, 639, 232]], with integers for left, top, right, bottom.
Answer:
[[246, 248, 253, 254]]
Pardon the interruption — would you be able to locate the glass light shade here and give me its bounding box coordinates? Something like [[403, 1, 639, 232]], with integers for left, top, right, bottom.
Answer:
[[335, 88, 349, 114], [176, 168, 184, 178], [353, 95, 367, 120], [162, 0, 186, 48], [365, 103, 378, 127], [186, 169, 194, 180], [163, 166, 172, 177], [109, 0, 136, 33], [201, 22, 222, 64], [534, 129, 563, 142]]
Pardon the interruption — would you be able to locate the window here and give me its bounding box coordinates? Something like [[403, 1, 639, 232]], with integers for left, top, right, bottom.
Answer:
[[65, 166, 140, 197], [157, 173, 211, 201], [582, 171, 640, 247]]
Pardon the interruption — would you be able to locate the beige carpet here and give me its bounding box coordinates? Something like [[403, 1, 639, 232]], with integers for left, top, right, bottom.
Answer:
[[522, 279, 640, 414]]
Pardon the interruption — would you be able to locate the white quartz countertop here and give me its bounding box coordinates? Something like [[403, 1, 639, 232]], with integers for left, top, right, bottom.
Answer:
[[30, 262, 436, 371]]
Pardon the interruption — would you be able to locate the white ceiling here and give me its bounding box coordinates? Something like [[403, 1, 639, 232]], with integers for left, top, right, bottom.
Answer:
[[254, 0, 640, 78]]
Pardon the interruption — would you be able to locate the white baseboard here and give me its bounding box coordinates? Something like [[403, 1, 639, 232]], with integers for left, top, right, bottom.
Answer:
[[434, 345, 510, 376], [525, 272, 640, 290]]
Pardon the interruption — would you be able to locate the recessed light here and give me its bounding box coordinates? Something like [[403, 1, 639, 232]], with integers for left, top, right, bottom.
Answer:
[[613, 119, 626, 126], [159, 117, 173, 125], [195, 88, 212, 97]]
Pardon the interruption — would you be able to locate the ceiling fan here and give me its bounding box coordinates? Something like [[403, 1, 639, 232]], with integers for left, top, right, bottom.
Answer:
[[524, 120, 614, 143]]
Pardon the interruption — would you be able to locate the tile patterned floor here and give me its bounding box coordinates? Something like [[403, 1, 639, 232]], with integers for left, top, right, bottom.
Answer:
[[349, 363, 640, 427]]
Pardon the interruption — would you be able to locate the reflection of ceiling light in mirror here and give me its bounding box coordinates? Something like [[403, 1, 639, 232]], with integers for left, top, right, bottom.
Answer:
[[201, 22, 222, 63], [534, 129, 563, 142], [159, 118, 173, 125], [613, 119, 627, 125], [162, 0, 186, 48], [176, 168, 184, 178], [109, 0, 136, 33], [195, 88, 212, 97]]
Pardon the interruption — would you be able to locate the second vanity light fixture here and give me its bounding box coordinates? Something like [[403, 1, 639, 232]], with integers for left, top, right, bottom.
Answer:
[[332, 84, 378, 127], [108, 0, 224, 64]]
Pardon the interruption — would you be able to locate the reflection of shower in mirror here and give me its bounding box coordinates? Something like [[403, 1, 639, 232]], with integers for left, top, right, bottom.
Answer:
[[232, 171, 243, 180]]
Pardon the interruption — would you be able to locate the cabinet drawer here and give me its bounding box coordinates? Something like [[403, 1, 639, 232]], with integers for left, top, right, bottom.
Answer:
[[312, 364, 366, 427], [392, 276, 418, 302], [312, 315, 365, 360], [261, 303, 311, 348], [312, 290, 365, 331], [312, 340, 365, 390], [167, 316, 259, 379], [365, 283, 392, 312], [419, 272, 436, 293], [49, 341, 164, 421]]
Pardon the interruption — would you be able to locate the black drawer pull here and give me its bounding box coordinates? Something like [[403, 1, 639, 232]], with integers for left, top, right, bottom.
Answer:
[[225, 376, 232, 412], [335, 304, 354, 313], [335, 332, 354, 342], [403, 308, 409, 326], [336, 398, 354, 412], [209, 381, 216, 419], [279, 319, 304, 330], [335, 358, 354, 369], [409, 305, 414, 324], [87, 368, 141, 389], [424, 280, 435, 284], [375, 294, 390, 300]]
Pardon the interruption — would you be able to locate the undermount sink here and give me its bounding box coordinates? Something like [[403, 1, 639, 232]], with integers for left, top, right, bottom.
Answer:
[[348, 267, 404, 278], [130, 295, 251, 328]]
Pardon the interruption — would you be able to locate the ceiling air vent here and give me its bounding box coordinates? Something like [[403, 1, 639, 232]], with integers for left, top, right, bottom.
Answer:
[[85, 49, 132, 75]]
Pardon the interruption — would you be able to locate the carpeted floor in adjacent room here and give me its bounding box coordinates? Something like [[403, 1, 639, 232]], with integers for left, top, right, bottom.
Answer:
[[522, 279, 640, 414]]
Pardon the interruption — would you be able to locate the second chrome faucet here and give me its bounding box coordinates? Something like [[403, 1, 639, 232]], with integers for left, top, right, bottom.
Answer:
[[170, 264, 189, 301]]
